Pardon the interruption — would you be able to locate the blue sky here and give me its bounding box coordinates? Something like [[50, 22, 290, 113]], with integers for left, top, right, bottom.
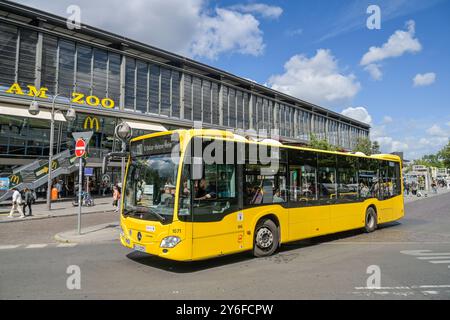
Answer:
[[13, 0, 450, 160]]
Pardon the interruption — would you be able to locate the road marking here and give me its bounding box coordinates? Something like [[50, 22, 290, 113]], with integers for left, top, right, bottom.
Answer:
[[0, 245, 21, 250], [355, 285, 450, 290], [401, 250, 450, 269], [25, 244, 48, 249], [57, 243, 78, 248], [400, 250, 450, 256]]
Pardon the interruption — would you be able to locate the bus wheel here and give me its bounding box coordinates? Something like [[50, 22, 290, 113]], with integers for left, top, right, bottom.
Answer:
[[253, 219, 279, 257], [364, 207, 378, 233]]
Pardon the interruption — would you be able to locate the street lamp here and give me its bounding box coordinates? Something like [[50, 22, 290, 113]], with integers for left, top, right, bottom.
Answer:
[[28, 95, 77, 210]]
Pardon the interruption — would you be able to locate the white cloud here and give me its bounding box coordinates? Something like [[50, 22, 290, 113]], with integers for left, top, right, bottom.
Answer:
[[190, 8, 265, 59], [426, 124, 449, 137], [382, 116, 393, 124], [341, 107, 372, 125], [12, 0, 266, 60], [361, 20, 422, 78], [413, 72, 436, 87], [228, 3, 283, 20], [268, 49, 361, 106], [364, 64, 383, 81], [377, 137, 409, 153]]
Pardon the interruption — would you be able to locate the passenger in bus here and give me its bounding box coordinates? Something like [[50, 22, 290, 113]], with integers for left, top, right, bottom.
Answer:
[[194, 179, 216, 200], [359, 181, 370, 198], [273, 189, 284, 203]]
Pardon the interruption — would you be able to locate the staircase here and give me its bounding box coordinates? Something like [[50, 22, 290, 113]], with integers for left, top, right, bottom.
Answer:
[[0, 149, 78, 202]]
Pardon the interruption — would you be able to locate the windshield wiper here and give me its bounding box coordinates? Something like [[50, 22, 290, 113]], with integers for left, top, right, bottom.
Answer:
[[125, 206, 166, 222]]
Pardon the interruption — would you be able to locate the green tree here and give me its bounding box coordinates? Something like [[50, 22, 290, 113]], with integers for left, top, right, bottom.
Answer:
[[438, 140, 450, 168], [353, 137, 373, 155], [309, 133, 336, 151], [371, 141, 381, 154]]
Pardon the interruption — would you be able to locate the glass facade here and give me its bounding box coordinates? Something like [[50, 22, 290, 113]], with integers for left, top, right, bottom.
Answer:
[[0, 20, 369, 149]]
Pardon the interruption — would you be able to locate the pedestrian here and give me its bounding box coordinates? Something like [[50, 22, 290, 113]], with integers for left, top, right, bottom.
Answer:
[[22, 187, 34, 217], [404, 181, 410, 196], [431, 179, 437, 194], [55, 180, 62, 199], [112, 185, 121, 213], [8, 188, 25, 219]]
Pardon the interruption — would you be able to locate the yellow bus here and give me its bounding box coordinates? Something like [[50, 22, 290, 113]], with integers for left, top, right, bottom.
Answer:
[[118, 129, 404, 261]]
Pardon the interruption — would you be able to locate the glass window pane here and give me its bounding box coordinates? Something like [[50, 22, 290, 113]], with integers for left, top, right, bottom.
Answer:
[[107, 53, 121, 108], [149, 64, 160, 114], [0, 23, 18, 87], [92, 48, 107, 99], [336, 155, 359, 202], [171, 70, 180, 118], [124, 57, 136, 110], [202, 80, 211, 123], [17, 29, 37, 88], [228, 88, 236, 128], [58, 40, 75, 99], [75, 44, 92, 96], [318, 153, 336, 204], [136, 60, 148, 113], [236, 90, 243, 129], [183, 74, 192, 120], [211, 82, 220, 125], [41, 34, 58, 95], [192, 77, 202, 121], [160, 68, 171, 117]]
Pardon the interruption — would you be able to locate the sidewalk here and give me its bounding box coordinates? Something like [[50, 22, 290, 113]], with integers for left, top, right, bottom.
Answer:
[[404, 187, 450, 203], [0, 198, 115, 223], [55, 222, 120, 244]]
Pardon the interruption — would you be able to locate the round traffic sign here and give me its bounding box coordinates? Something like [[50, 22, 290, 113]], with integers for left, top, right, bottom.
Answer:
[[75, 139, 86, 157]]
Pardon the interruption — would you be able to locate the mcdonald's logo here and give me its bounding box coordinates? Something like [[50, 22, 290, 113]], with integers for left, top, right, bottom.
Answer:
[[9, 175, 21, 185], [84, 116, 100, 132]]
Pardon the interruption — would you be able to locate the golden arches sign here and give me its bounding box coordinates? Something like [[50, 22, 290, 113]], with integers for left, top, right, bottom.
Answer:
[[84, 116, 100, 132]]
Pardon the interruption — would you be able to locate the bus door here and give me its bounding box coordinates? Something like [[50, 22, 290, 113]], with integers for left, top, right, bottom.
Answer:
[[190, 142, 244, 259]]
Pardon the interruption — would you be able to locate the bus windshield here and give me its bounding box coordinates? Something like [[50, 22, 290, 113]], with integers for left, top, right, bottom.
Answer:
[[123, 153, 178, 223]]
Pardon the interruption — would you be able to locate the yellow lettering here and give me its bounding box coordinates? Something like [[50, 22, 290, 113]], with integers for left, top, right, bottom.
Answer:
[[86, 95, 100, 107], [72, 92, 84, 104], [101, 98, 115, 109], [27, 85, 49, 98], [5, 83, 24, 95]]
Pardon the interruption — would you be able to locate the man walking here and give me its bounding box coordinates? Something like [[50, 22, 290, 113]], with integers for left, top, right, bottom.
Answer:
[[8, 188, 25, 219], [22, 188, 34, 217]]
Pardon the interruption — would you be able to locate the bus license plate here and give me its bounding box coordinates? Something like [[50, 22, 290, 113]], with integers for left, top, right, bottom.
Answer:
[[134, 244, 146, 252]]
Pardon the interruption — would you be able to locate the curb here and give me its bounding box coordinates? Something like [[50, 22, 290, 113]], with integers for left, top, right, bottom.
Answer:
[[0, 208, 113, 224], [54, 222, 120, 244]]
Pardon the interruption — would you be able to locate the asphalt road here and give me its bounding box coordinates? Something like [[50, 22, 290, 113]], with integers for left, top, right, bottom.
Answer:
[[1, 193, 450, 300]]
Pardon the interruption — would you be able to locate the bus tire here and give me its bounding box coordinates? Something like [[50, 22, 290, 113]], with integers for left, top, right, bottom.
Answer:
[[253, 219, 279, 257], [364, 207, 378, 233]]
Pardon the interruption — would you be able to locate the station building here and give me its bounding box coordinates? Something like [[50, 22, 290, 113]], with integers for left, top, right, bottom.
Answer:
[[0, 1, 370, 200]]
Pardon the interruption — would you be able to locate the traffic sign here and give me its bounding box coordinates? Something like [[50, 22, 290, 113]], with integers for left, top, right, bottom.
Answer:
[[75, 139, 86, 157]]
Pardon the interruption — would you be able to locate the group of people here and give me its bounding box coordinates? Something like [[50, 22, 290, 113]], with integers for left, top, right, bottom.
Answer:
[[7, 188, 35, 219]]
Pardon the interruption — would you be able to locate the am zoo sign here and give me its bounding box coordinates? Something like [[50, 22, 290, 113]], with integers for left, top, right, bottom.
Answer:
[[5, 83, 115, 109]]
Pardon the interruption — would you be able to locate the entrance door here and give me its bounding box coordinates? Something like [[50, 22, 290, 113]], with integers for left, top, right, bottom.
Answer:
[[191, 162, 242, 259]]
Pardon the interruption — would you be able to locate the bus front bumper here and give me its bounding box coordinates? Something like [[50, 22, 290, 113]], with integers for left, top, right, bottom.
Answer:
[[119, 225, 190, 261]]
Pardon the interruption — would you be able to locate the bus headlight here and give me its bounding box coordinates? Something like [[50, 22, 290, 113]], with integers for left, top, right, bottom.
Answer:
[[160, 236, 181, 248]]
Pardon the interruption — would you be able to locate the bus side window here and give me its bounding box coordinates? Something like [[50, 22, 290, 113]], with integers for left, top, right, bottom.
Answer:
[[288, 149, 318, 205]]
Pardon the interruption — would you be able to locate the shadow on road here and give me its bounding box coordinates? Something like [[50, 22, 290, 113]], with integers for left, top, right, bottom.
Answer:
[[126, 222, 402, 273]]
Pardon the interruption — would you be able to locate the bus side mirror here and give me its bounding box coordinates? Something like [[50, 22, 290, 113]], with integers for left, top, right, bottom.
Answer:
[[191, 157, 203, 180]]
